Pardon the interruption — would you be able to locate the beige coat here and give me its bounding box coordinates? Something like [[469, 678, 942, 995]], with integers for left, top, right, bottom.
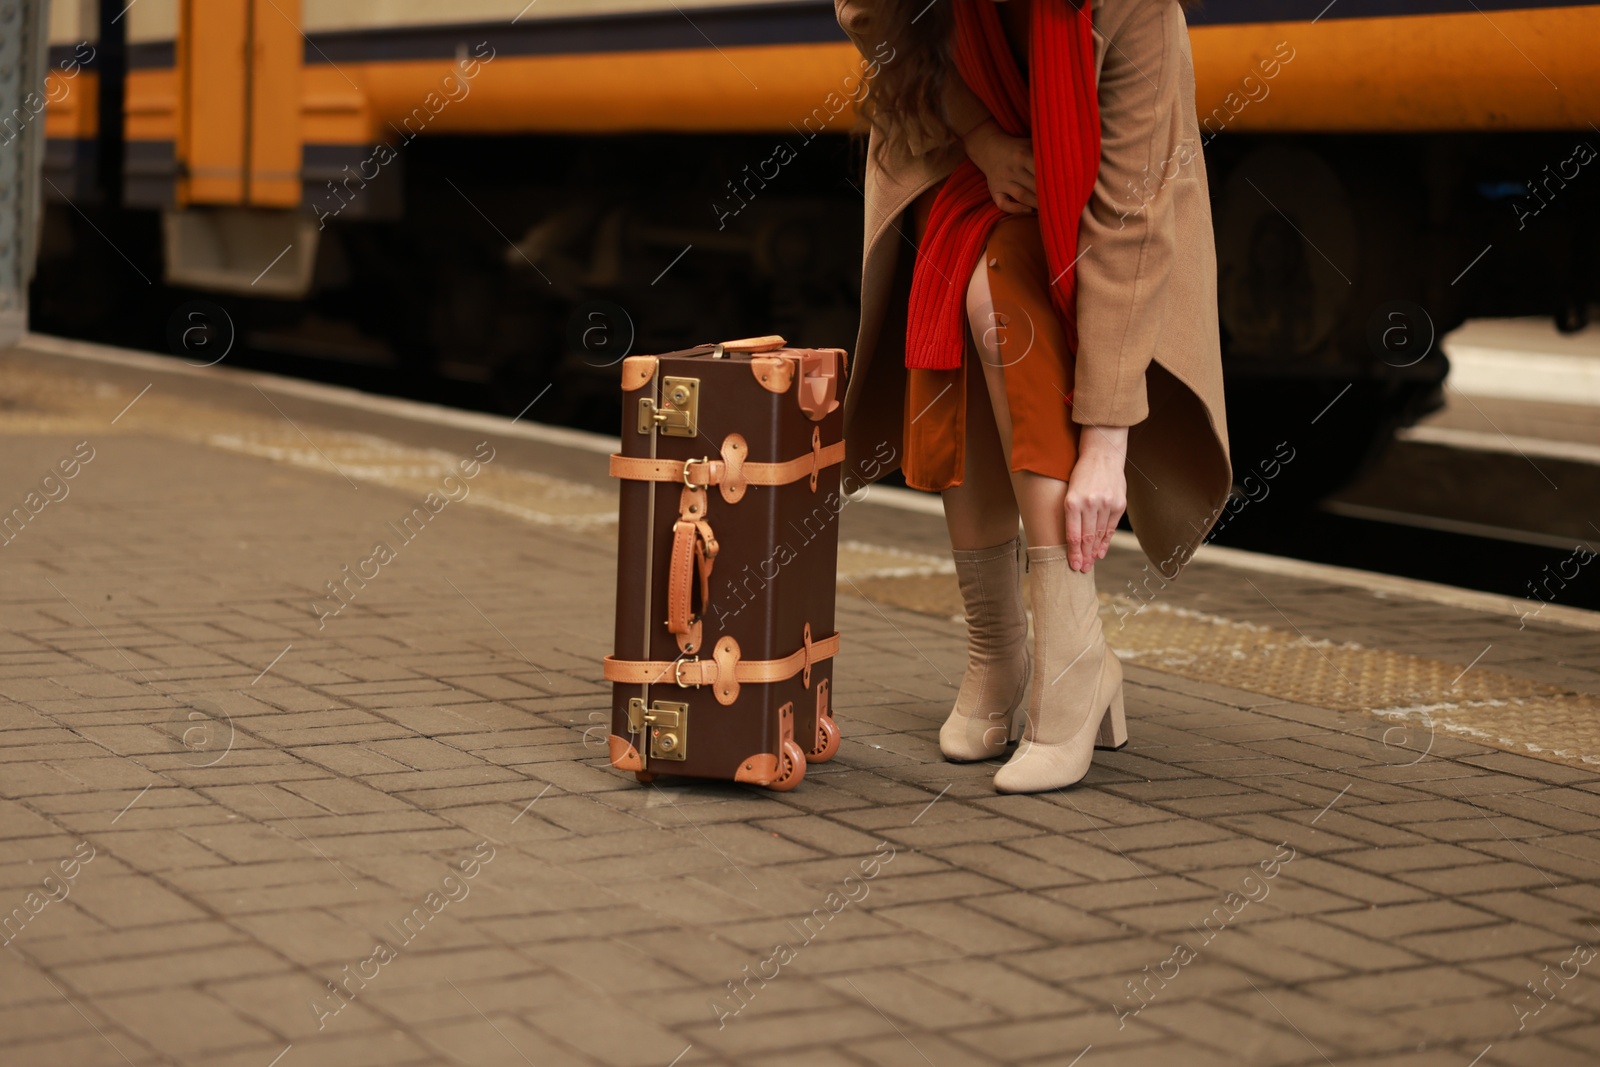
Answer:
[[835, 0, 1233, 577]]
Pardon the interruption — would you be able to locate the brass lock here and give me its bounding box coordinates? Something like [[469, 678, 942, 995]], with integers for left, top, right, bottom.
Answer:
[[626, 698, 689, 761], [637, 376, 699, 437]]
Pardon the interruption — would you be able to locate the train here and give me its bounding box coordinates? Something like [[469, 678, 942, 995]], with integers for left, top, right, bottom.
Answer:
[[30, 0, 1600, 499]]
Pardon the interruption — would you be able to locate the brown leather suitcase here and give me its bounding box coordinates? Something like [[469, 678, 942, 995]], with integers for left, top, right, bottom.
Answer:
[[604, 336, 846, 789]]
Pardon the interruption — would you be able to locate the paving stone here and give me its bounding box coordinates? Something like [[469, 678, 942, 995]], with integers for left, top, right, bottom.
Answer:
[[915, 957, 1095, 1019], [849, 1031, 1007, 1067], [1398, 921, 1577, 965], [944, 1007, 1169, 1062], [1141, 998, 1313, 1062], [1003, 834, 1163, 884], [1484, 1034, 1600, 1067], [57, 943, 295, 995], [0, 1031, 164, 1067], [92, 987, 282, 1057], [1322, 899, 1503, 939], [1395, 862, 1570, 896], [1245, 917, 1431, 971]]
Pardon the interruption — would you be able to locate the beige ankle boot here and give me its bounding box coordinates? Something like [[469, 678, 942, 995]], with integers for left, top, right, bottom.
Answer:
[[939, 538, 1031, 762], [993, 545, 1127, 793]]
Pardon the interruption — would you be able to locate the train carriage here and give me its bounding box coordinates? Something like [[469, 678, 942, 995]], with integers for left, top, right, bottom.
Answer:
[[33, 0, 1600, 497]]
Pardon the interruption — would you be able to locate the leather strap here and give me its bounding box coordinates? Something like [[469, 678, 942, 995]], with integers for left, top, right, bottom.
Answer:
[[609, 439, 844, 491], [664, 486, 716, 651], [602, 629, 841, 705], [719, 434, 748, 503]]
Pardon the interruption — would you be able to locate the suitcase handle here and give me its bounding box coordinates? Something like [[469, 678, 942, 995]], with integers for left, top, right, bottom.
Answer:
[[666, 509, 717, 647], [706, 335, 787, 356]]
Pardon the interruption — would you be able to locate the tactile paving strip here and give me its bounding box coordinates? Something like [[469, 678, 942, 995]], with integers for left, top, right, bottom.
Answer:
[[842, 570, 1600, 769], [1108, 599, 1600, 766]]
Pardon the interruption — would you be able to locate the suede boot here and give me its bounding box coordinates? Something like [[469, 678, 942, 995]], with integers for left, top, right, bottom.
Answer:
[[939, 538, 1031, 761], [993, 544, 1127, 792]]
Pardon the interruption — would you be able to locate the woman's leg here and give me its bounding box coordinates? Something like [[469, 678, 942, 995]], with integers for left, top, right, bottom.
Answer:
[[939, 333, 1021, 551], [965, 249, 1127, 793], [965, 257, 1069, 548], [934, 263, 1031, 762]]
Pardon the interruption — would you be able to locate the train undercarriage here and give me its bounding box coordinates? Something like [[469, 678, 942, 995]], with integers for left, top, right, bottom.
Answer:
[[32, 128, 1598, 503]]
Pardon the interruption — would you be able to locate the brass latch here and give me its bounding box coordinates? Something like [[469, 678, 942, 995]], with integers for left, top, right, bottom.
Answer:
[[637, 376, 699, 437], [626, 697, 689, 761]]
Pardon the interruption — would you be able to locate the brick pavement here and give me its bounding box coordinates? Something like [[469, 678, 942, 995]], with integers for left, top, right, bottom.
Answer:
[[2, 343, 1600, 1066]]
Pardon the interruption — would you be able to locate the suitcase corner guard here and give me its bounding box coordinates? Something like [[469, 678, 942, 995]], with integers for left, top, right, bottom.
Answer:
[[607, 733, 645, 771], [735, 700, 806, 791]]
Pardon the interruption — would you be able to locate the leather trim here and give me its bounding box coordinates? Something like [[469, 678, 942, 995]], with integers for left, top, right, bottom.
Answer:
[[608, 733, 644, 771], [734, 752, 780, 785], [620, 356, 657, 391], [602, 629, 842, 689], [608, 440, 844, 489], [713, 635, 741, 706], [719, 434, 748, 504], [750, 356, 793, 394], [676, 617, 702, 656], [733, 700, 798, 787], [795, 349, 845, 421]]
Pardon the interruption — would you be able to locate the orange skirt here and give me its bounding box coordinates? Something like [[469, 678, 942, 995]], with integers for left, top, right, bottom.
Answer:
[[903, 178, 1081, 491]]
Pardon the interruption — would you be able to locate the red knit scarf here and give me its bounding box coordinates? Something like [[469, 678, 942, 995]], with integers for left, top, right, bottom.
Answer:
[[905, 0, 1100, 370]]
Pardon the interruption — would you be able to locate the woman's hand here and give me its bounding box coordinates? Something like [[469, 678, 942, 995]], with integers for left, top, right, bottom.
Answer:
[[962, 118, 1037, 215], [1065, 425, 1129, 572]]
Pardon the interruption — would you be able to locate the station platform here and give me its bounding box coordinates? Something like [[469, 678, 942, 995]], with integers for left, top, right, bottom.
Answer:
[[1327, 315, 1600, 550], [3, 336, 1599, 1067]]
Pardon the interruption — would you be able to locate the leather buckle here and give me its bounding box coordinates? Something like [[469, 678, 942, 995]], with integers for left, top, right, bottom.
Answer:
[[684, 457, 710, 489], [674, 656, 701, 688]]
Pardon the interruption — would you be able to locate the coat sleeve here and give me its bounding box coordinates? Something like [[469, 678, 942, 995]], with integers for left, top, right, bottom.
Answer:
[[834, 0, 993, 151], [1071, 1, 1199, 428]]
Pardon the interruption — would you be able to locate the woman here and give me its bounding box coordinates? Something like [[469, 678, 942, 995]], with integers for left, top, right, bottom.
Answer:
[[833, 0, 1232, 792]]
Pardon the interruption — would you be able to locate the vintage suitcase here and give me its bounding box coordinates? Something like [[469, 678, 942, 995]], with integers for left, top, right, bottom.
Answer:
[[603, 335, 846, 789]]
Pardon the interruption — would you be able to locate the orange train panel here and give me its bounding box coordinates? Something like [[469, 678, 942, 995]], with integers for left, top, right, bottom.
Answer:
[[179, 0, 250, 204], [300, 66, 371, 147], [178, 0, 301, 207], [124, 5, 1600, 186], [126, 68, 179, 144], [1190, 7, 1600, 134], [303, 42, 867, 147], [248, 0, 303, 206], [42, 70, 99, 141], [292, 11, 1599, 144]]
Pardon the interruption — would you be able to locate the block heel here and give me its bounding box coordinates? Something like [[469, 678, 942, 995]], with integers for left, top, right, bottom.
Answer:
[[1095, 687, 1128, 750]]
